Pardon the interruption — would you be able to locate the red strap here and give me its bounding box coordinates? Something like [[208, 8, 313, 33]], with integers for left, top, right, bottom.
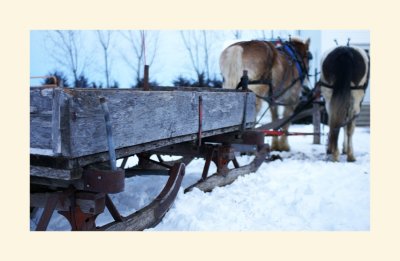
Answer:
[[262, 130, 285, 136]]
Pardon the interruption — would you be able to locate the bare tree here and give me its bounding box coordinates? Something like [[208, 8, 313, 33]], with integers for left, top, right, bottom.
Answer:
[[180, 30, 215, 84], [257, 30, 297, 41], [96, 30, 114, 88], [231, 30, 242, 39], [120, 30, 159, 86], [45, 30, 88, 87], [256, 30, 272, 40]]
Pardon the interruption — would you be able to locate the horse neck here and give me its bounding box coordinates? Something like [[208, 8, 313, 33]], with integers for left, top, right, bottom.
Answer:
[[275, 52, 300, 84]]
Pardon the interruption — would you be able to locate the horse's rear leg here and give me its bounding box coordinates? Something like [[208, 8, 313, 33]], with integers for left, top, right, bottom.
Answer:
[[342, 130, 348, 154], [277, 106, 294, 152], [328, 127, 341, 162], [249, 84, 270, 113], [345, 121, 356, 162]]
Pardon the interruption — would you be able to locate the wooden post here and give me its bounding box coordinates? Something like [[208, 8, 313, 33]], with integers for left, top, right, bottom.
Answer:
[[312, 101, 321, 144], [143, 65, 150, 91], [313, 68, 321, 144]]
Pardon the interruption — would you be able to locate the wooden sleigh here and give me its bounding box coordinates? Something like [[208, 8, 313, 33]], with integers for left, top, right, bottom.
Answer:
[[30, 86, 269, 231]]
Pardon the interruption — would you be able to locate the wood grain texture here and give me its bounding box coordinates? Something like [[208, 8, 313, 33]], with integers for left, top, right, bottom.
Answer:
[[31, 88, 256, 160], [68, 90, 251, 157], [30, 88, 54, 150], [30, 165, 81, 180]]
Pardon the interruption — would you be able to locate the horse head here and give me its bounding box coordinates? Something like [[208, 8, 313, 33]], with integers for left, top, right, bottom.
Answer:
[[287, 37, 312, 88]]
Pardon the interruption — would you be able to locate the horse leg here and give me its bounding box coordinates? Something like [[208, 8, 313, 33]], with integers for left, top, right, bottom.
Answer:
[[328, 126, 341, 162], [345, 90, 364, 161], [278, 105, 294, 152], [249, 84, 270, 114], [345, 120, 356, 162], [342, 127, 348, 154], [270, 105, 280, 151], [321, 87, 334, 155]]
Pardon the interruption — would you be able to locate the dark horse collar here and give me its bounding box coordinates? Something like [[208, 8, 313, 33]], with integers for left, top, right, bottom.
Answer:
[[278, 42, 308, 84]]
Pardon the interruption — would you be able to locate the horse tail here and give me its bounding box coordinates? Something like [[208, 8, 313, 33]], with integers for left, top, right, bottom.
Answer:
[[220, 45, 244, 89], [323, 47, 354, 151]]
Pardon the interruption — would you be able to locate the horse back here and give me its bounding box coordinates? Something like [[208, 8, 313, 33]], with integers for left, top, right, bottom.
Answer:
[[220, 40, 277, 87], [322, 46, 367, 88]]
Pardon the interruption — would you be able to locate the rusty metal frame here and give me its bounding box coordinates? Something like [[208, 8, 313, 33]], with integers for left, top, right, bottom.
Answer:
[[83, 168, 125, 194]]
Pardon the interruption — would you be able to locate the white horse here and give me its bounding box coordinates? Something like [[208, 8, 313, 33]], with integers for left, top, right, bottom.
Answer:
[[319, 46, 369, 162]]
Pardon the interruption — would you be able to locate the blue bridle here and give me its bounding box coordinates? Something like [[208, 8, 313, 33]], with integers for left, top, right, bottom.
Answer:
[[280, 42, 308, 84]]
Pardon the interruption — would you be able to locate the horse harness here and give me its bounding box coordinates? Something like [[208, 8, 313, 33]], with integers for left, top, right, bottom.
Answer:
[[316, 80, 368, 91], [236, 41, 311, 107]]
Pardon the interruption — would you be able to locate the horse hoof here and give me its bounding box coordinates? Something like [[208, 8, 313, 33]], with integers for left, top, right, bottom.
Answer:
[[271, 144, 290, 152], [280, 146, 290, 152], [347, 156, 356, 162], [326, 154, 339, 162]]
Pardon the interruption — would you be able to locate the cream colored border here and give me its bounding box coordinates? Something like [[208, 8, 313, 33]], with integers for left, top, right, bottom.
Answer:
[[2, 0, 396, 260]]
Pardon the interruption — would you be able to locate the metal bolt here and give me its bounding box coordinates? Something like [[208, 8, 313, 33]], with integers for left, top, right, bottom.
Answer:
[[97, 176, 102, 180]]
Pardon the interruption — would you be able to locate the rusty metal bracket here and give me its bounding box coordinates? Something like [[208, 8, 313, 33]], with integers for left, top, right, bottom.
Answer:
[[32, 188, 107, 231], [241, 130, 265, 148], [58, 191, 106, 230], [198, 95, 203, 148], [214, 145, 235, 175], [83, 168, 125, 194], [100, 97, 117, 171]]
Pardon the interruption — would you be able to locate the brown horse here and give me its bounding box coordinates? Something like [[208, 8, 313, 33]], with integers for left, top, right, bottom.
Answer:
[[319, 45, 369, 162], [220, 38, 312, 151]]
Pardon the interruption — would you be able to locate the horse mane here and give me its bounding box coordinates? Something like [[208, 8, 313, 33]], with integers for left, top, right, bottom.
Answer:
[[288, 37, 310, 46]]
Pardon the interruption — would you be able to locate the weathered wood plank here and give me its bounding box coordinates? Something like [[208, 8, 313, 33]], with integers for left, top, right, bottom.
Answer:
[[31, 87, 256, 167], [67, 89, 255, 158], [30, 125, 251, 177], [30, 165, 81, 180], [30, 88, 54, 150], [51, 88, 62, 154]]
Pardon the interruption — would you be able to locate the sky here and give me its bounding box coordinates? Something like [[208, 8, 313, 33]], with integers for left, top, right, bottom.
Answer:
[[30, 30, 256, 87], [30, 30, 370, 89]]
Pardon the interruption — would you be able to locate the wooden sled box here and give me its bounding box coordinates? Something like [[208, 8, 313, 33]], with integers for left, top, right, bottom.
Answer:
[[30, 87, 256, 179]]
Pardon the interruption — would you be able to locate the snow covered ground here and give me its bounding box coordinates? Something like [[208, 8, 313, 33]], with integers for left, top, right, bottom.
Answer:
[[30, 124, 370, 231]]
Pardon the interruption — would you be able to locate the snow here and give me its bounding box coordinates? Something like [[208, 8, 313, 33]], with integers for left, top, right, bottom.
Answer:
[[30, 124, 370, 231]]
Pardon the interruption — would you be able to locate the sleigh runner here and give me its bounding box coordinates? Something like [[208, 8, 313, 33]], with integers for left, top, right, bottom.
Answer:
[[30, 86, 270, 231]]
